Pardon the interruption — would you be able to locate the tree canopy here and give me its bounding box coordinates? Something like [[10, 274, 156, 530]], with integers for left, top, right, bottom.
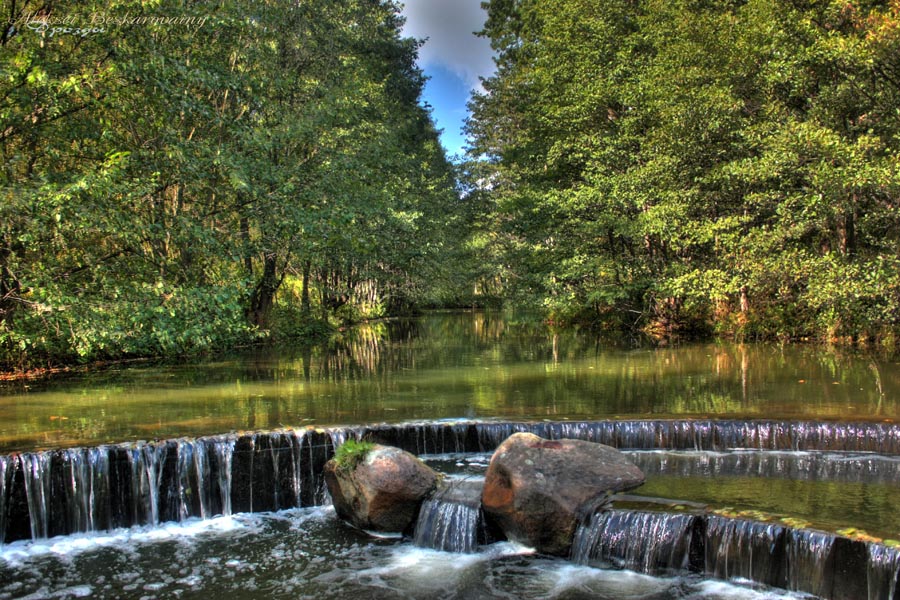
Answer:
[[0, 0, 468, 368], [5, 0, 900, 370], [467, 0, 900, 344]]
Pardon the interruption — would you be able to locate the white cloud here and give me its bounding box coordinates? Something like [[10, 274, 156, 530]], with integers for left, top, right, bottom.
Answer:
[[400, 0, 496, 90]]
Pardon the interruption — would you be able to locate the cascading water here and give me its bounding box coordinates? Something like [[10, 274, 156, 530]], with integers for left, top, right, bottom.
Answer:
[[785, 528, 843, 598], [21, 453, 50, 540], [867, 544, 900, 600], [704, 515, 787, 587], [569, 508, 893, 599], [704, 515, 870, 598], [628, 449, 900, 484], [0, 428, 334, 542], [570, 509, 703, 575], [3, 419, 900, 544], [412, 479, 487, 553], [0, 458, 10, 543], [2, 418, 899, 599], [340, 419, 900, 456]]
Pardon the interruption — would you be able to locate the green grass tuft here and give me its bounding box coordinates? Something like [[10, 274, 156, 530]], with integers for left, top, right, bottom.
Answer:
[[333, 439, 376, 471]]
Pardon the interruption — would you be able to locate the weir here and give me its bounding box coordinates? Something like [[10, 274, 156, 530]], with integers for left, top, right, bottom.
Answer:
[[627, 450, 900, 484], [0, 429, 333, 543], [335, 419, 900, 455], [1, 418, 899, 599], [572, 509, 900, 600], [2, 418, 899, 544], [570, 509, 704, 575]]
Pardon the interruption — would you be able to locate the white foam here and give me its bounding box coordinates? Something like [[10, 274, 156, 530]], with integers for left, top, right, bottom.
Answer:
[[689, 578, 810, 599], [542, 563, 671, 598], [360, 541, 532, 577], [0, 506, 339, 568], [6, 585, 92, 600]]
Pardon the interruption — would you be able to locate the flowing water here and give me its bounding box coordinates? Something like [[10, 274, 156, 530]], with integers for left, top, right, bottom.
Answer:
[[0, 506, 815, 600], [1, 312, 899, 599]]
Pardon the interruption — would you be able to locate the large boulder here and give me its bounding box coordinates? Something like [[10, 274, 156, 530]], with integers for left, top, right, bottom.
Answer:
[[481, 432, 645, 555], [324, 444, 440, 532]]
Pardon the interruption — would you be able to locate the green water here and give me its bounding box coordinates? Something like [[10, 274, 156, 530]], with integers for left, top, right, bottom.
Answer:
[[0, 311, 898, 453]]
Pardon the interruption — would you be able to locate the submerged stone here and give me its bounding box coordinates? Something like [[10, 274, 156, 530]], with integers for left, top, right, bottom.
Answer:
[[324, 444, 439, 533], [481, 432, 645, 556]]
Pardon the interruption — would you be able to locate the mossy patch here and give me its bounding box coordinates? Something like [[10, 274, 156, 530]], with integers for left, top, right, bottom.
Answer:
[[333, 439, 376, 471]]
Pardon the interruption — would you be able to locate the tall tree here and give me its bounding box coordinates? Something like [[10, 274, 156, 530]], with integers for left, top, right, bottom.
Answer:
[[468, 0, 900, 342], [0, 0, 464, 368]]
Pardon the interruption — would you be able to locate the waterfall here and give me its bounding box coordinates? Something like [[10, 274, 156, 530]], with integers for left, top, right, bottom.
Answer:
[[22, 452, 51, 539], [785, 528, 837, 598], [0, 428, 335, 542], [0, 456, 12, 542], [571, 509, 703, 575], [2, 416, 899, 555], [412, 479, 487, 553], [868, 544, 900, 600], [569, 507, 891, 599], [704, 515, 788, 587], [414, 500, 480, 553], [704, 515, 874, 598], [259, 419, 900, 457], [62, 446, 111, 533], [628, 450, 900, 484], [350, 419, 900, 455]]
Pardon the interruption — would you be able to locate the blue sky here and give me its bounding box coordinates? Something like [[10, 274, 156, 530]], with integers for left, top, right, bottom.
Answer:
[[401, 0, 495, 159], [420, 64, 472, 159]]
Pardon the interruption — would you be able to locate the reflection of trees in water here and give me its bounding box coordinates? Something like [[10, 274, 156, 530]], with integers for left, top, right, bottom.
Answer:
[[472, 312, 505, 343], [4, 313, 900, 452], [268, 319, 900, 418], [319, 324, 391, 381]]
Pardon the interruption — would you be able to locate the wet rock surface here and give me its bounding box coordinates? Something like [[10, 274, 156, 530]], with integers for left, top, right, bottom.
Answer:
[[324, 444, 439, 532], [481, 432, 645, 555]]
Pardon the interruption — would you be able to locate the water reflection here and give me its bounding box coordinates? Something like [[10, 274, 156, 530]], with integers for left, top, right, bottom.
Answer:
[[0, 312, 897, 452]]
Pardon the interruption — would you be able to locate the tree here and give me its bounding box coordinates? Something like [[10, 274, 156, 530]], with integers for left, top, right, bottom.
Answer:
[[0, 0, 464, 369], [468, 0, 900, 343]]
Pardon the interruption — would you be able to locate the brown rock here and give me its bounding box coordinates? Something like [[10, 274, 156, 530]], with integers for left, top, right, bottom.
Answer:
[[481, 432, 645, 555], [324, 444, 439, 532]]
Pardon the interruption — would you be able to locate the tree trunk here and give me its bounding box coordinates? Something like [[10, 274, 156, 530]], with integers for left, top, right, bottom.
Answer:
[[838, 207, 856, 257], [301, 260, 311, 316], [248, 252, 280, 329]]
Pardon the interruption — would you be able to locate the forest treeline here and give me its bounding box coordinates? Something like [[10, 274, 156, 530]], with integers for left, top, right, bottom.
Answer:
[[466, 0, 900, 345], [0, 0, 478, 369], [4, 0, 900, 371]]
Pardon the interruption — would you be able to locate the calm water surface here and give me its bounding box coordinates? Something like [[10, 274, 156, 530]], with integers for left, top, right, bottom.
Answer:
[[1, 312, 898, 452]]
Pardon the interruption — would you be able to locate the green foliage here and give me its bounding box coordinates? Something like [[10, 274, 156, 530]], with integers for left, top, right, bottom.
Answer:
[[468, 0, 900, 344], [0, 0, 467, 370], [5, 282, 257, 365], [333, 439, 376, 471]]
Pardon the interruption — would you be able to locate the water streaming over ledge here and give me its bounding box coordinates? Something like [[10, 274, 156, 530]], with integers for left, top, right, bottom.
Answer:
[[571, 509, 900, 600], [626, 449, 900, 484], [412, 479, 491, 553], [1, 418, 899, 599], [0, 429, 332, 543], [2, 418, 900, 544]]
